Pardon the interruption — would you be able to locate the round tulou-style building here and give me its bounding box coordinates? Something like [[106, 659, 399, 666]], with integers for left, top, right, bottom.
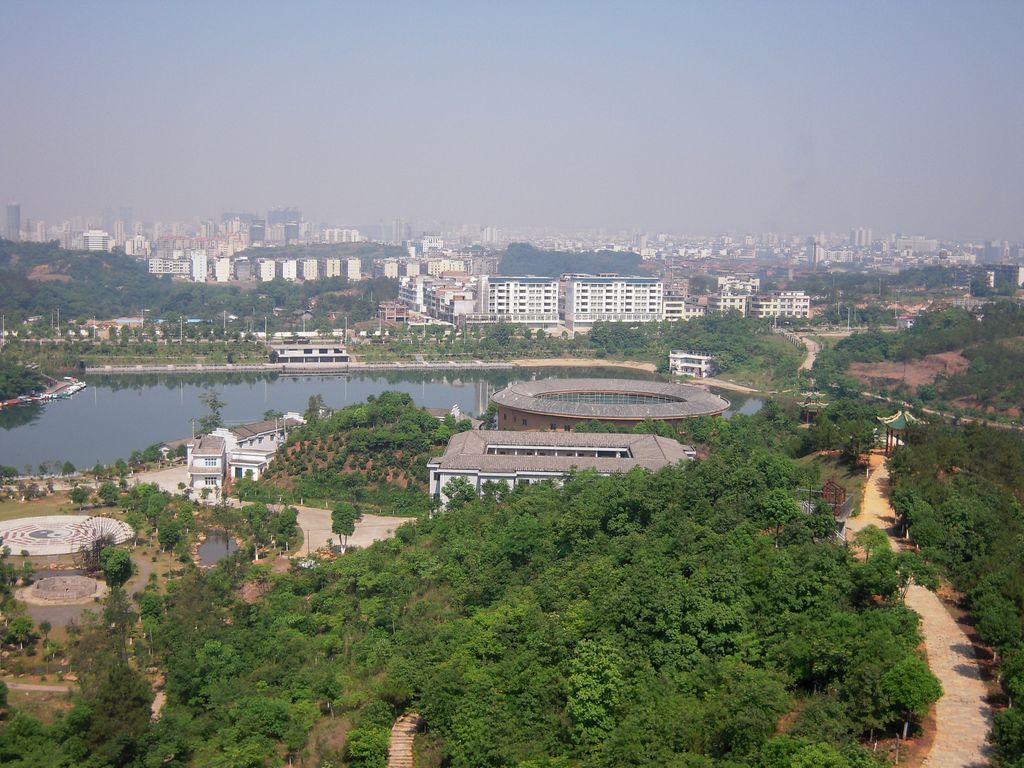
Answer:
[[490, 377, 730, 431]]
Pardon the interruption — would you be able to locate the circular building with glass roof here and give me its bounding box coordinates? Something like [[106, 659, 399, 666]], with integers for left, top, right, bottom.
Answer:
[[491, 377, 730, 431]]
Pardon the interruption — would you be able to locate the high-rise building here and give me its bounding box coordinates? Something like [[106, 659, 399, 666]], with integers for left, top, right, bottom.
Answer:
[[113, 219, 127, 247], [190, 249, 207, 282], [281, 260, 298, 281], [473, 276, 560, 326], [6, 203, 20, 241], [190, 250, 208, 282], [325, 259, 342, 278], [807, 237, 824, 268], [82, 229, 112, 251], [268, 207, 301, 226], [258, 260, 277, 282], [214, 258, 232, 283], [302, 258, 319, 281], [562, 275, 664, 331], [345, 258, 361, 282], [849, 227, 872, 248], [421, 234, 444, 254], [249, 219, 266, 243]]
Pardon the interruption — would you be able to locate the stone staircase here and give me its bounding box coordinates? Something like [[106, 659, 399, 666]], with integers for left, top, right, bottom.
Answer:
[[387, 712, 422, 768]]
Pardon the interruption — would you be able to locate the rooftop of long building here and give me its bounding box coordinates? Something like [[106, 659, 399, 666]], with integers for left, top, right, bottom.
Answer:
[[428, 429, 693, 474]]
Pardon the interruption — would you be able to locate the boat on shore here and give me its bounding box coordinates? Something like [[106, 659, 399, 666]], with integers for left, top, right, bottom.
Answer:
[[0, 377, 87, 407]]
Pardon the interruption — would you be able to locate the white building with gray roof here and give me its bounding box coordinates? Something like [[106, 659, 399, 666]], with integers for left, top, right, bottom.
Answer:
[[427, 430, 694, 506]]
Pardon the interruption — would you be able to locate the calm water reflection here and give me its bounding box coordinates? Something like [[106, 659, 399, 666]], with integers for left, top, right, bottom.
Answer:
[[0, 367, 761, 470]]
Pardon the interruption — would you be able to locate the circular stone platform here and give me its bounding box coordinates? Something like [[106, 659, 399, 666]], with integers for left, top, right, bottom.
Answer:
[[33, 575, 98, 601], [18, 574, 108, 606], [0, 515, 133, 556]]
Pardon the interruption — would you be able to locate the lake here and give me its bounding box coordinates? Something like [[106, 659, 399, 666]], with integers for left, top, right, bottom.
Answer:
[[0, 368, 762, 471]]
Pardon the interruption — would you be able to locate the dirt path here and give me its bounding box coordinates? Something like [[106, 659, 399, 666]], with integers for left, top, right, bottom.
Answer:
[[4, 680, 71, 692], [799, 335, 821, 371], [847, 452, 991, 767], [510, 357, 657, 372], [388, 713, 421, 768]]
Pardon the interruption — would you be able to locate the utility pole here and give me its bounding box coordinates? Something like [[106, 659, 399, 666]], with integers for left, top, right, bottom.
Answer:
[[180, 316, 183, 343]]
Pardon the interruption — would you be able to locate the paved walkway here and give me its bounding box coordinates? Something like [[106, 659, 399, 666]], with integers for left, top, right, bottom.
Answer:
[[847, 451, 991, 767], [129, 465, 189, 494], [293, 507, 417, 554], [387, 713, 422, 768]]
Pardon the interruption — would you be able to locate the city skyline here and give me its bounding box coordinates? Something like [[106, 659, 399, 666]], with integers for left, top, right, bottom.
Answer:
[[2, 2, 1023, 240]]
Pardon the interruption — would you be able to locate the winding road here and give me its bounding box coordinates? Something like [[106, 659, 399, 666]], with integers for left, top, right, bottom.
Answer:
[[846, 452, 991, 767]]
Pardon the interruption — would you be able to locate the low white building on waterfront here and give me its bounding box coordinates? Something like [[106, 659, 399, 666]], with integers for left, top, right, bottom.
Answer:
[[669, 350, 714, 378], [186, 414, 305, 494]]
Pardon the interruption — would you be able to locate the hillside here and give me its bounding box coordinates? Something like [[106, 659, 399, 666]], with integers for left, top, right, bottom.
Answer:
[[0, 240, 394, 323], [499, 243, 646, 277], [813, 302, 1024, 416], [241, 392, 473, 515]]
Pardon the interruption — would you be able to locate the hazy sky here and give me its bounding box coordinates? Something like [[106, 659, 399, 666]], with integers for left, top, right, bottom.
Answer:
[[2, 1, 1022, 239]]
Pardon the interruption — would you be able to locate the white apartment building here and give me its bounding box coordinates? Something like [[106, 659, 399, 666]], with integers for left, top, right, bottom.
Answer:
[[345, 258, 361, 282], [258, 260, 277, 282], [319, 228, 362, 243], [403, 261, 421, 277], [748, 291, 811, 319], [426, 258, 465, 276], [148, 257, 191, 276], [669, 351, 714, 378], [377, 260, 399, 279], [325, 259, 342, 278], [421, 234, 444, 254], [662, 295, 707, 322], [302, 258, 319, 281], [717, 275, 760, 294], [190, 250, 208, 282], [427, 285, 476, 325], [125, 235, 150, 257], [214, 258, 232, 283], [281, 259, 298, 281], [82, 229, 112, 252], [399, 275, 430, 313], [469, 276, 560, 326], [707, 293, 750, 316], [562, 275, 664, 331]]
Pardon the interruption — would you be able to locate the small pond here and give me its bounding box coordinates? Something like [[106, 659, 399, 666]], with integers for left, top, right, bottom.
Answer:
[[197, 532, 238, 566]]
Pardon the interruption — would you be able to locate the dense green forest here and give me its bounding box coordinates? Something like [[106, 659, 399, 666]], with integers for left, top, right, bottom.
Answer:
[[813, 302, 1024, 411], [0, 404, 941, 767], [237, 392, 474, 515], [499, 243, 645, 277], [0, 360, 42, 400], [886, 422, 1024, 764], [0, 240, 395, 324]]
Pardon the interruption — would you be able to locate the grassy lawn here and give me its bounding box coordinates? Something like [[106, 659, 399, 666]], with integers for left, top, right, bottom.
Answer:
[[0, 495, 76, 522], [797, 451, 867, 517], [5, 688, 73, 724]]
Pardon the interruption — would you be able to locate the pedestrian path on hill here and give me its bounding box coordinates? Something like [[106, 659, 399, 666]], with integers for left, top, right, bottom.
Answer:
[[846, 451, 991, 768], [388, 712, 421, 768]]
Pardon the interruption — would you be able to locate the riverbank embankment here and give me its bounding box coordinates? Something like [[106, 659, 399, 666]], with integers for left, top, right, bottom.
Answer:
[[83, 358, 763, 393], [84, 361, 515, 374]]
